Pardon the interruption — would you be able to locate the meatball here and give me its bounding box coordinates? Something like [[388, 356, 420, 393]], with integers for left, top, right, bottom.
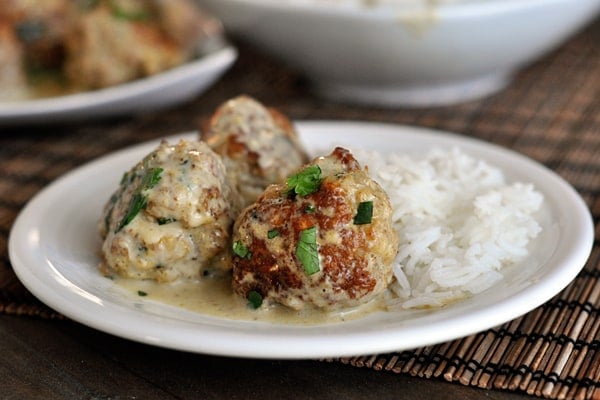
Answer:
[[202, 95, 309, 206], [231, 147, 399, 311], [63, 0, 194, 89], [0, 0, 222, 95], [100, 139, 243, 282]]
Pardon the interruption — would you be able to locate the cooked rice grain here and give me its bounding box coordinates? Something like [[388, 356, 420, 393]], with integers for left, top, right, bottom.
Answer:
[[354, 148, 543, 310]]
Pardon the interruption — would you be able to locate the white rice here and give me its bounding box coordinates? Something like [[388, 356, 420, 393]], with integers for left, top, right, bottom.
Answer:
[[354, 147, 544, 310]]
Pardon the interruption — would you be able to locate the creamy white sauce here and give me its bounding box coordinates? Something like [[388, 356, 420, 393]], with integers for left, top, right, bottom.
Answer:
[[116, 276, 386, 324]]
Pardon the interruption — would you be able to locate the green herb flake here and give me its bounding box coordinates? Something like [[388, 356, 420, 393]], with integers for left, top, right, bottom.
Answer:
[[233, 240, 251, 259], [137, 290, 148, 297], [157, 217, 176, 225], [120, 171, 130, 185], [142, 167, 163, 190], [296, 226, 320, 275], [285, 165, 322, 197], [304, 204, 316, 213], [267, 229, 280, 239], [247, 290, 263, 309], [115, 167, 163, 232], [109, 0, 152, 21], [117, 193, 147, 232], [353, 201, 373, 225]]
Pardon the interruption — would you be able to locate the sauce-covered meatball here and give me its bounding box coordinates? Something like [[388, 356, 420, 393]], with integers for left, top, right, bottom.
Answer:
[[0, 0, 221, 99], [64, 2, 182, 89], [64, 0, 214, 90], [231, 147, 399, 311], [202, 95, 309, 206], [99, 139, 243, 282]]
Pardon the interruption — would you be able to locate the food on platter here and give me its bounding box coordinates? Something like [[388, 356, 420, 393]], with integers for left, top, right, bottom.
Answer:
[[202, 95, 309, 206], [99, 139, 243, 282], [232, 147, 398, 311], [98, 96, 544, 321], [355, 148, 544, 310], [0, 0, 222, 100]]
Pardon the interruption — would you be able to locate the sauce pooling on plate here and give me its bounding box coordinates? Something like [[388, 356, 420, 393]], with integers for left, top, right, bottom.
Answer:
[[116, 276, 386, 324]]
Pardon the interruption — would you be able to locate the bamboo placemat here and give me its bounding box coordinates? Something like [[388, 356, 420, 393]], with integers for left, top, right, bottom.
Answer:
[[1, 17, 599, 400]]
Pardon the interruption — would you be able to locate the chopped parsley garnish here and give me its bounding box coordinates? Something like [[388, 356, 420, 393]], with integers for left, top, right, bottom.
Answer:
[[142, 167, 163, 189], [296, 226, 320, 275], [120, 171, 130, 185], [285, 165, 322, 197], [117, 193, 147, 232], [115, 167, 163, 232], [247, 290, 263, 309], [109, 0, 152, 21], [304, 204, 316, 213], [353, 201, 373, 225], [267, 229, 280, 239], [233, 241, 251, 259], [137, 290, 147, 297], [157, 217, 176, 225]]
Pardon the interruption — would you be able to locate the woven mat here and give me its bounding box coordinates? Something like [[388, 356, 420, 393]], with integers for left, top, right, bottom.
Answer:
[[2, 17, 599, 400]]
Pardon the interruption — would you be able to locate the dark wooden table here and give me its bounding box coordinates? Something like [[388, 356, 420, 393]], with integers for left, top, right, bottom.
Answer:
[[2, 18, 599, 400], [1, 315, 534, 400]]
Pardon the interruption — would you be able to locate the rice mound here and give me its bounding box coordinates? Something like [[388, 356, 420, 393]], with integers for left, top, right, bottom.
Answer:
[[354, 147, 544, 310]]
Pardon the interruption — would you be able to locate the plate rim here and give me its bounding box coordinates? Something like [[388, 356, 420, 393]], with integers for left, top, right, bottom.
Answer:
[[8, 121, 594, 359]]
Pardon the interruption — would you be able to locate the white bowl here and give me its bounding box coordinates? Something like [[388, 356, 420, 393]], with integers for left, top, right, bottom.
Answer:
[[196, 0, 600, 107]]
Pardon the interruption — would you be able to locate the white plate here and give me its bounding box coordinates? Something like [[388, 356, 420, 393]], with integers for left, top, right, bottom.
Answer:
[[8, 121, 593, 359], [0, 46, 237, 125]]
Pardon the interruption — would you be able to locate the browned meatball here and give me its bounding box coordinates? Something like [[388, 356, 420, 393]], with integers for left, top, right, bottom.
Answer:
[[231, 147, 399, 311], [201, 95, 309, 206]]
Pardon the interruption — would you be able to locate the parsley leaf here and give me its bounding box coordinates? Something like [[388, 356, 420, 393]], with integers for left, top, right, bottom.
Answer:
[[247, 290, 263, 309], [115, 167, 163, 232], [117, 193, 147, 232], [137, 290, 148, 297], [286, 165, 322, 197], [142, 167, 163, 189], [109, 0, 152, 21], [267, 229, 280, 239], [296, 226, 320, 275], [353, 201, 373, 225], [233, 241, 251, 259]]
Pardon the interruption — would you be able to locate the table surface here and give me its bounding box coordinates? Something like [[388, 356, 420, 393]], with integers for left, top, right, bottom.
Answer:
[[1, 18, 599, 400]]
